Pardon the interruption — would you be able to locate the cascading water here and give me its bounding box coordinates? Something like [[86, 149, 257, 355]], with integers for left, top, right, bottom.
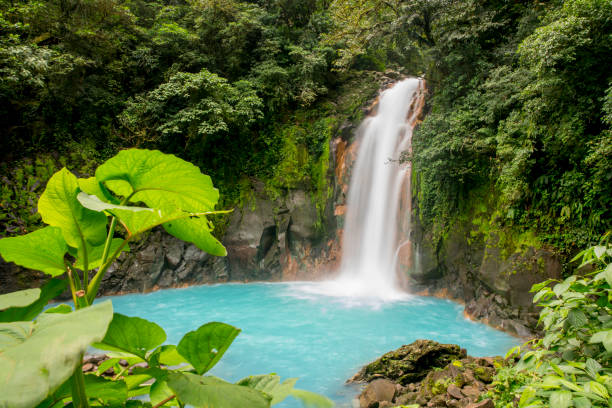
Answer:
[[336, 78, 423, 298], [299, 78, 425, 301]]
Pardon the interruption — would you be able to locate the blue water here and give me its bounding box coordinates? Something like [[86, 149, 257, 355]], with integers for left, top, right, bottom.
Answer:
[[96, 282, 518, 407]]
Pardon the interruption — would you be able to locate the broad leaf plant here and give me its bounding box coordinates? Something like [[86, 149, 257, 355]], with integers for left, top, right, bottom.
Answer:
[[0, 149, 333, 408]]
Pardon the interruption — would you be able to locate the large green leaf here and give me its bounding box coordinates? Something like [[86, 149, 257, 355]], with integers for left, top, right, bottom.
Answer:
[[82, 374, 128, 405], [0, 289, 40, 310], [95, 149, 218, 210], [0, 322, 34, 351], [95, 313, 166, 359], [95, 149, 226, 255], [38, 168, 108, 252], [237, 375, 298, 405], [164, 217, 226, 256], [166, 372, 271, 408], [0, 226, 68, 276], [0, 301, 113, 408], [177, 322, 240, 375], [0, 279, 67, 322]]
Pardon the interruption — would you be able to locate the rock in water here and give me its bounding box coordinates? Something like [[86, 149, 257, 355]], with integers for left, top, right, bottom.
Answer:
[[358, 379, 397, 408], [351, 340, 503, 408], [349, 339, 466, 385]]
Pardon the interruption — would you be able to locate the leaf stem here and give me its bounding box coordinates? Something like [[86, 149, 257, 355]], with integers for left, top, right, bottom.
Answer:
[[70, 361, 90, 408], [87, 238, 130, 304], [65, 264, 79, 307], [100, 217, 118, 266], [65, 260, 89, 309], [153, 394, 177, 408], [100, 194, 133, 266]]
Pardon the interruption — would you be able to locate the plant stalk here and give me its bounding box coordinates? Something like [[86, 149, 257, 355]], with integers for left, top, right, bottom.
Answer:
[[70, 361, 89, 408], [153, 394, 176, 408], [87, 239, 130, 304]]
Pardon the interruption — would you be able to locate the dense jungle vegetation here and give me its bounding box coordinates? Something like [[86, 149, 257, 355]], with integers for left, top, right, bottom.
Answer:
[[0, 0, 611, 407], [1, 0, 610, 260]]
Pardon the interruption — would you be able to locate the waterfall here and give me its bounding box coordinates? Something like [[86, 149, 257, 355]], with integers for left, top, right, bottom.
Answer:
[[335, 78, 423, 298], [296, 78, 425, 302]]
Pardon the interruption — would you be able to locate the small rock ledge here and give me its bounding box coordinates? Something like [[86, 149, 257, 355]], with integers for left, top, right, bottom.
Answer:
[[350, 340, 499, 408]]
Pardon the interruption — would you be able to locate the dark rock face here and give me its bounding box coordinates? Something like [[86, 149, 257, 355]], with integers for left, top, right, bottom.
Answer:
[[407, 215, 562, 336], [98, 229, 229, 295], [352, 340, 500, 408]]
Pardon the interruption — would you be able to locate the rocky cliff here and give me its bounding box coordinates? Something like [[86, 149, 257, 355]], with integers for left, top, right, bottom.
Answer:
[[406, 207, 562, 337]]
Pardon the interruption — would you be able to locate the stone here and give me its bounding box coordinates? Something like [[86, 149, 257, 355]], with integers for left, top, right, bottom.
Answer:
[[351, 340, 466, 385], [466, 399, 494, 408], [446, 400, 461, 408], [447, 384, 464, 400], [358, 379, 396, 408], [395, 392, 417, 406], [461, 385, 481, 400], [427, 394, 448, 407], [164, 238, 184, 267]]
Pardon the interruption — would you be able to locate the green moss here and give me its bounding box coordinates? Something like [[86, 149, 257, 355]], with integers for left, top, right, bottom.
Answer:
[[430, 378, 452, 396]]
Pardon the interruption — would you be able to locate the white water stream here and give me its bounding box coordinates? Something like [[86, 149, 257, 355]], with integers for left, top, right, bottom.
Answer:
[[299, 78, 424, 302]]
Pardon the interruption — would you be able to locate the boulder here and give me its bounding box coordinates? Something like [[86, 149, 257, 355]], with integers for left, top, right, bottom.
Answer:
[[350, 340, 466, 385], [358, 379, 396, 408], [350, 341, 504, 408], [466, 399, 494, 408]]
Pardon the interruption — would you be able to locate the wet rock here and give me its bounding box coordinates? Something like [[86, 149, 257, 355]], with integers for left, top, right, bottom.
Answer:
[[447, 384, 464, 400], [350, 341, 503, 408], [428, 394, 448, 407], [358, 379, 396, 408], [466, 399, 494, 408], [350, 340, 465, 385], [461, 385, 480, 400]]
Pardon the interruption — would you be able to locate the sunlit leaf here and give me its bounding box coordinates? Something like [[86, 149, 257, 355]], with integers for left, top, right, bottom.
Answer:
[[95, 149, 226, 255], [0, 227, 67, 276], [166, 372, 271, 408], [0, 289, 40, 311], [0, 301, 113, 408], [38, 168, 107, 250], [549, 390, 571, 408], [96, 313, 166, 359], [177, 322, 240, 375]]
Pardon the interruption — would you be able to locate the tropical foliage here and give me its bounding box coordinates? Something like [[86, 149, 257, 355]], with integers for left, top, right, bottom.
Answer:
[[0, 149, 332, 407], [325, 0, 612, 255], [489, 242, 612, 407]]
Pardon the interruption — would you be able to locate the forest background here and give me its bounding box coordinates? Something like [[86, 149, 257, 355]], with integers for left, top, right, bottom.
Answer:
[[1, 0, 610, 261]]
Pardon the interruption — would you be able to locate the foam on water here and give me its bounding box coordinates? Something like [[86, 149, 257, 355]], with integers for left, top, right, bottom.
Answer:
[[99, 282, 518, 407]]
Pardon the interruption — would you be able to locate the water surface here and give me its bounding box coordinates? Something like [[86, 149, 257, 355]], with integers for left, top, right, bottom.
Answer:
[[100, 282, 518, 407]]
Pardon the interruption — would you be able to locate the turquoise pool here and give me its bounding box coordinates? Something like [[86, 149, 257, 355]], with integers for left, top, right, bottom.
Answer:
[[98, 282, 518, 407]]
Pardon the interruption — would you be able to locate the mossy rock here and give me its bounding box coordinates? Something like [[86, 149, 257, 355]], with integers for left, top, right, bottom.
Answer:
[[350, 339, 466, 385]]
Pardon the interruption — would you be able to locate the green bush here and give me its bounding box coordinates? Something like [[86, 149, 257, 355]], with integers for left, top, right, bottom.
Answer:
[[489, 241, 612, 407]]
